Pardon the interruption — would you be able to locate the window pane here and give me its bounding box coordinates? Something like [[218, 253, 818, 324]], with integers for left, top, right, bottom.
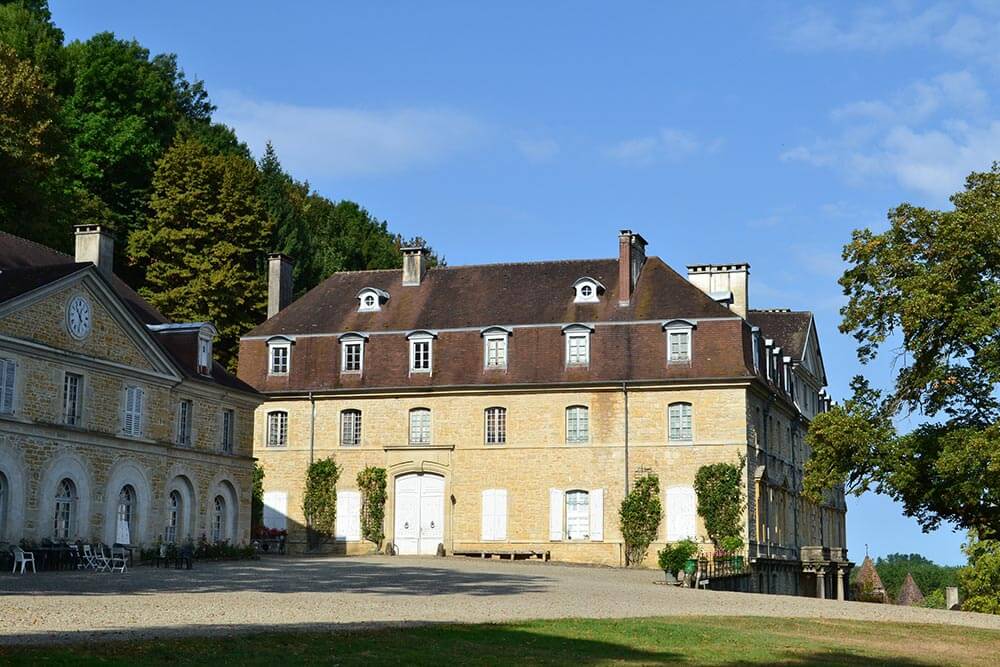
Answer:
[[567, 406, 589, 443], [486, 407, 506, 444], [341, 410, 361, 446], [565, 490, 590, 540], [409, 409, 430, 444], [669, 403, 692, 441]]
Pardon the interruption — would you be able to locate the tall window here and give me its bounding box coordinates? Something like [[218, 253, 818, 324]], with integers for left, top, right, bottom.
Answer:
[[63, 372, 83, 426], [409, 408, 431, 445], [410, 338, 432, 372], [54, 478, 75, 540], [341, 409, 362, 446], [165, 490, 181, 543], [565, 333, 590, 366], [176, 399, 193, 446], [751, 331, 761, 373], [212, 495, 226, 542], [485, 407, 506, 444], [221, 409, 235, 453], [342, 340, 364, 373], [116, 485, 135, 544], [484, 335, 508, 369], [197, 335, 212, 375], [0, 357, 15, 414], [565, 490, 590, 540], [668, 330, 691, 362], [0, 472, 7, 540], [269, 343, 290, 375], [267, 411, 288, 447], [123, 385, 143, 437], [668, 402, 693, 442], [566, 406, 590, 444]]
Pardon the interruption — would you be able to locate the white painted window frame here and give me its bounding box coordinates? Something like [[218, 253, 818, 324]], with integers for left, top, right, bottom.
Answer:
[[122, 384, 144, 438], [484, 334, 508, 370], [485, 406, 507, 444], [267, 410, 288, 448], [268, 340, 291, 375], [409, 336, 433, 373], [408, 407, 431, 445], [340, 409, 362, 447], [668, 402, 693, 443], [62, 371, 84, 427], [341, 339, 364, 374], [565, 405, 590, 444]]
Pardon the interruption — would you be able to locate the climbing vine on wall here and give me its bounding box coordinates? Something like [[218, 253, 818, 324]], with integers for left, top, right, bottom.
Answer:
[[302, 457, 341, 548], [693, 457, 746, 548], [357, 466, 387, 551], [619, 473, 663, 567]]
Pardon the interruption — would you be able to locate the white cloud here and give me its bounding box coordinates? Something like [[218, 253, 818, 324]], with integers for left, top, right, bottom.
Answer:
[[781, 71, 999, 199], [604, 128, 722, 165], [214, 91, 485, 177], [515, 137, 559, 162]]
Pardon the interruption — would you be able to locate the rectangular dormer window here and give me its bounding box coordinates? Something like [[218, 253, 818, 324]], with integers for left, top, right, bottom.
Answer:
[[198, 336, 212, 375], [269, 342, 290, 375], [566, 333, 590, 366], [668, 330, 691, 362], [485, 335, 507, 369], [342, 341, 364, 373], [752, 331, 761, 373], [410, 338, 432, 373]]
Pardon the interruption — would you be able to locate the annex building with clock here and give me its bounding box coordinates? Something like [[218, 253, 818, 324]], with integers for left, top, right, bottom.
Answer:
[[0, 226, 261, 549]]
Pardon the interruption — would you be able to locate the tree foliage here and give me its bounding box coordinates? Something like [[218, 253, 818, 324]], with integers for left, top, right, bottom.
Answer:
[[861, 553, 960, 604], [619, 473, 663, 567], [804, 165, 1000, 540], [357, 466, 387, 551], [959, 533, 1000, 614], [693, 458, 745, 547], [302, 457, 341, 548], [251, 462, 265, 536]]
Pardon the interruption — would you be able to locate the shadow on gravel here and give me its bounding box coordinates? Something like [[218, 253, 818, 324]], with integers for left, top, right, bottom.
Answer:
[[0, 557, 553, 598]]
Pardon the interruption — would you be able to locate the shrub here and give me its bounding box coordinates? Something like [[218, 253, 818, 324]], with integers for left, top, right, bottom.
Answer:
[[251, 463, 265, 536], [302, 457, 341, 549], [658, 539, 698, 576], [693, 458, 745, 548], [920, 588, 946, 609], [619, 473, 663, 567], [357, 466, 387, 551]]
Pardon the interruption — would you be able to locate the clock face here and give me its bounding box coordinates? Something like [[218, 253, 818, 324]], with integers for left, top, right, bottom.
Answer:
[[67, 295, 92, 340]]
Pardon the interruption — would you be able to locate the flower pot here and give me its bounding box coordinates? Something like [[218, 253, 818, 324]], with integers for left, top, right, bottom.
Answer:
[[733, 556, 744, 570], [684, 558, 697, 575], [663, 570, 677, 584]]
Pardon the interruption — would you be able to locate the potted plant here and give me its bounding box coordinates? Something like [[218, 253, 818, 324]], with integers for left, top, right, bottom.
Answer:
[[721, 535, 744, 570], [657, 539, 698, 582]]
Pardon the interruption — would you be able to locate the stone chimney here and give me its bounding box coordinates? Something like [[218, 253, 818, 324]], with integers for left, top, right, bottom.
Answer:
[[686, 263, 750, 318], [74, 225, 114, 278], [267, 253, 293, 319], [618, 230, 647, 305], [402, 246, 429, 286]]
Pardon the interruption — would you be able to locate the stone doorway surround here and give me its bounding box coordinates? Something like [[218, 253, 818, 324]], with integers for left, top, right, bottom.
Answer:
[[801, 545, 852, 600], [384, 444, 454, 556]]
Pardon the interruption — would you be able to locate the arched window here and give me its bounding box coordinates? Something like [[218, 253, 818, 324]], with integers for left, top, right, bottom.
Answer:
[[565, 405, 589, 443], [668, 402, 693, 442], [565, 490, 590, 540], [116, 485, 135, 545], [212, 495, 226, 543], [267, 411, 288, 447], [54, 478, 76, 540], [340, 409, 362, 447], [409, 408, 431, 445], [165, 490, 181, 543], [485, 407, 506, 445]]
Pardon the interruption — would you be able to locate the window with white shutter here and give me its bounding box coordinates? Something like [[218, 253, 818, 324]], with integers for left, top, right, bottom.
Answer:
[[335, 490, 361, 541], [481, 489, 508, 541], [263, 491, 288, 530], [123, 385, 143, 437], [0, 358, 16, 414], [565, 490, 590, 540], [666, 486, 697, 542], [589, 488, 604, 542], [549, 488, 564, 541]]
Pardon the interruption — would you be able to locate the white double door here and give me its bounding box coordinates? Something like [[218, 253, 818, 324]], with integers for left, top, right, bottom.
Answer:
[[394, 473, 444, 555]]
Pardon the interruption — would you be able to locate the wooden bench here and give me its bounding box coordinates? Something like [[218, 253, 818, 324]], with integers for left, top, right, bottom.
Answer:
[[454, 550, 550, 561]]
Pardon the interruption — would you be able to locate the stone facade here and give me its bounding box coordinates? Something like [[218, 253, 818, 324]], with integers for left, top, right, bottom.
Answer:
[[0, 256, 260, 549]]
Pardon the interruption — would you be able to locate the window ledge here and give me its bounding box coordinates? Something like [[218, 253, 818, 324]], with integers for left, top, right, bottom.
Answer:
[[385, 443, 454, 451]]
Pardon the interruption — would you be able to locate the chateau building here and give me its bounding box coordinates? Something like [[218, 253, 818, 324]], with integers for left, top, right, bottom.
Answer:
[[240, 230, 850, 597], [0, 227, 260, 550]]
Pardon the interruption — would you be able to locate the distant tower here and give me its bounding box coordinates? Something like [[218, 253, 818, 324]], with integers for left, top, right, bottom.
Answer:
[[896, 573, 925, 606], [855, 555, 887, 603]]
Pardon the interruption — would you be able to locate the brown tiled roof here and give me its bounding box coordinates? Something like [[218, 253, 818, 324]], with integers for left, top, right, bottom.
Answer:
[[246, 256, 736, 338], [896, 572, 925, 606], [747, 310, 813, 360], [856, 556, 886, 592], [0, 231, 255, 395]]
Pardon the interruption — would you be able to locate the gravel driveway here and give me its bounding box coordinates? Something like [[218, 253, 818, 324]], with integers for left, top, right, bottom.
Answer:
[[1, 555, 998, 645]]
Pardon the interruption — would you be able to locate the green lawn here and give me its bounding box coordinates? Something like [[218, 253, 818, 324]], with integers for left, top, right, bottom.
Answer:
[[2, 616, 997, 666]]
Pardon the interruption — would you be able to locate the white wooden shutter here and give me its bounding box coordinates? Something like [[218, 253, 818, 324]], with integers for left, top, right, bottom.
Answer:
[[336, 491, 361, 541], [263, 491, 288, 530], [666, 486, 696, 541], [549, 488, 563, 541], [589, 488, 604, 541], [0, 358, 14, 413], [494, 489, 507, 541], [481, 490, 495, 541]]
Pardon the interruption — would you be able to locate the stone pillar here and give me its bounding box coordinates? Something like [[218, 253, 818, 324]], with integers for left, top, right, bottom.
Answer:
[[946, 587, 959, 610], [815, 568, 826, 599], [836, 567, 845, 601]]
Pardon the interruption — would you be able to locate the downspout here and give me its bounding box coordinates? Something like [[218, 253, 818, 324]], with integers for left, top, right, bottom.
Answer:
[[622, 381, 629, 495], [309, 391, 316, 464]]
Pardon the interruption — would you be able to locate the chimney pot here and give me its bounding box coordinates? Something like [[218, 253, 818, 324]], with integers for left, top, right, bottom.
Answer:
[[402, 246, 429, 286], [267, 253, 294, 319], [74, 225, 114, 277]]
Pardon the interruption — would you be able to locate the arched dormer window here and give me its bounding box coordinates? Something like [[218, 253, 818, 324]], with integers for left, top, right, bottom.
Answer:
[[662, 319, 696, 364], [339, 332, 368, 374], [562, 324, 594, 366], [573, 277, 606, 304], [357, 287, 390, 312]]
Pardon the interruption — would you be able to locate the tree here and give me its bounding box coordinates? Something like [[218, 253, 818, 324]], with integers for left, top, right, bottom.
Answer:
[[129, 136, 272, 370], [804, 166, 1000, 540], [0, 1, 65, 88], [619, 473, 663, 566], [960, 532, 1000, 614], [251, 463, 265, 538], [357, 467, 387, 551], [693, 459, 745, 548], [302, 457, 340, 550]]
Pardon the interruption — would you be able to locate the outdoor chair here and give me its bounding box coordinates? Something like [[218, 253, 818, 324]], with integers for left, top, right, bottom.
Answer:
[[68, 543, 85, 570], [109, 545, 128, 574], [93, 544, 112, 572], [82, 544, 98, 570], [11, 546, 36, 574]]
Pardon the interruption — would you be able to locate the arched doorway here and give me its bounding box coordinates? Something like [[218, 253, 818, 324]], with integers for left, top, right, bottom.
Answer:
[[394, 473, 444, 555]]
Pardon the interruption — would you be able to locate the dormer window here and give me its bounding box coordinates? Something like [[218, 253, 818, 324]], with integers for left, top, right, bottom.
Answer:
[[562, 324, 593, 366], [339, 333, 368, 374], [662, 320, 695, 364], [267, 336, 293, 375], [196, 324, 218, 375], [573, 278, 605, 304], [407, 330, 437, 374], [481, 326, 512, 370], [357, 287, 389, 312]]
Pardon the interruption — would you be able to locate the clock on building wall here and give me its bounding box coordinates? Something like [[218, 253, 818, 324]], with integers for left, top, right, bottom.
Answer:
[[67, 295, 92, 340]]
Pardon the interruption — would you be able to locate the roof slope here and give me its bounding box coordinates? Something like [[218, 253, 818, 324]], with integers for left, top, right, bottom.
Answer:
[[747, 309, 813, 359], [247, 256, 736, 337], [896, 572, 925, 606]]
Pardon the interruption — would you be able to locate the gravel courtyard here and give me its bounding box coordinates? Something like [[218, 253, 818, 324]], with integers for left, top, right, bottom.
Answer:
[[2, 555, 998, 645]]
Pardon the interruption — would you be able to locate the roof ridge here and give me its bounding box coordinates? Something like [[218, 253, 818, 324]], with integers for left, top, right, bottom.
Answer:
[[327, 256, 620, 277], [0, 230, 74, 263]]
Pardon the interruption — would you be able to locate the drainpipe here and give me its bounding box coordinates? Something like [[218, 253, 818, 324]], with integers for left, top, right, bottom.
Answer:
[[309, 391, 316, 465], [622, 381, 629, 496]]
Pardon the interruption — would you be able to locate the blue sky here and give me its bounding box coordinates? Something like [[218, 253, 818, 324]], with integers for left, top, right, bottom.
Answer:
[[51, 1, 1000, 565]]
